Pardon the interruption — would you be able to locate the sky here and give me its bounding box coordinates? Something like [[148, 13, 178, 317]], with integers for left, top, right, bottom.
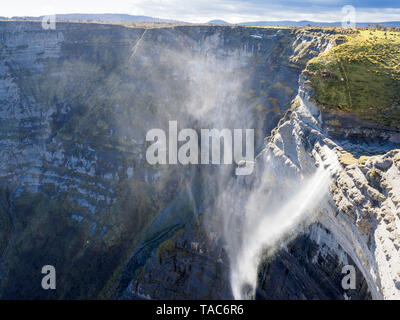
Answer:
[[2, 0, 400, 23]]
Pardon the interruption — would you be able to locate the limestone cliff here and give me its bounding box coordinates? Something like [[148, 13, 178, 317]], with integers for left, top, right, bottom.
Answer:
[[254, 75, 400, 299]]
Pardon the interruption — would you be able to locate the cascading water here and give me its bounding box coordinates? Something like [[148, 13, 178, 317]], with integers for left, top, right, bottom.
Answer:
[[223, 145, 340, 299], [132, 31, 342, 299], [170, 40, 341, 299]]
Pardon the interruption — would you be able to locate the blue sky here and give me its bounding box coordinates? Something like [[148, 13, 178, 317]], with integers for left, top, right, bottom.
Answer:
[[2, 0, 400, 23]]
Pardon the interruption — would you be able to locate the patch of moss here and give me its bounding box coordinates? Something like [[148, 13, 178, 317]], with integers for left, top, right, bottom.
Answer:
[[368, 168, 382, 181], [325, 119, 341, 127], [358, 155, 369, 165], [339, 152, 358, 166], [337, 151, 384, 166], [394, 154, 400, 164]]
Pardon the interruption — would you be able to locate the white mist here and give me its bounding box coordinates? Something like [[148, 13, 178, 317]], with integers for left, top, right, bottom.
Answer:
[[228, 148, 339, 299]]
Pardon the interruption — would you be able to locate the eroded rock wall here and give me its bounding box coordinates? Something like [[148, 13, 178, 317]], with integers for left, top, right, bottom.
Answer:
[[254, 75, 400, 299], [0, 22, 333, 299]]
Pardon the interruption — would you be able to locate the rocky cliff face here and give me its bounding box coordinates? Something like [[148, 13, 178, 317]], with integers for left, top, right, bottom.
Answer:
[[0, 21, 398, 299], [250, 75, 400, 300], [301, 83, 400, 299]]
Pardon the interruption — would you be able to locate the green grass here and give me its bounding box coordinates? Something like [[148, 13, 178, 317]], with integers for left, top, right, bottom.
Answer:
[[305, 29, 400, 128]]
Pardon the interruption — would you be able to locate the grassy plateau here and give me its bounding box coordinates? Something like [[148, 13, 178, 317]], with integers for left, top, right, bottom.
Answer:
[[305, 29, 400, 129]]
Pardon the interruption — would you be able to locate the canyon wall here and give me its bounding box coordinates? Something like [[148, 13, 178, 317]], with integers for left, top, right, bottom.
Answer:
[[0, 21, 397, 299]]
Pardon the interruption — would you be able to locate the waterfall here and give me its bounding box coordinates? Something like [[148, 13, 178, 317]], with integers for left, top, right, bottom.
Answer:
[[132, 32, 341, 299], [227, 146, 339, 299]]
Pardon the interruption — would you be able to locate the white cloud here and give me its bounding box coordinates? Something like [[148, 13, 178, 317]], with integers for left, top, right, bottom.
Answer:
[[1, 0, 400, 23], [129, 0, 400, 23]]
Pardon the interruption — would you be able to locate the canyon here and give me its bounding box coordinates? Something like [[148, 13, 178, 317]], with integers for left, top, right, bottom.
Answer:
[[0, 21, 398, 299]]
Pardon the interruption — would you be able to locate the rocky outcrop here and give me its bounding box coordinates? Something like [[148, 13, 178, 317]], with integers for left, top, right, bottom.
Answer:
[[254, 74, 400, 299]]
